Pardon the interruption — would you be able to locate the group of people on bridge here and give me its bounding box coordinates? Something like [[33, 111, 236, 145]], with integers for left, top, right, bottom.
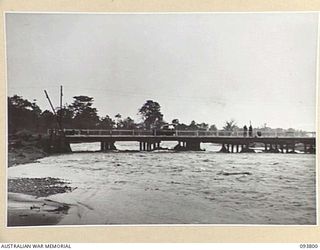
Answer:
[[243, 124, 254, 137]]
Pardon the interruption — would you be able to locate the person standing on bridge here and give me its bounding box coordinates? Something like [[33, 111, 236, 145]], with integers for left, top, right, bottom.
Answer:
[[243, 125, 248, 137], [249, 124, 253, 137]]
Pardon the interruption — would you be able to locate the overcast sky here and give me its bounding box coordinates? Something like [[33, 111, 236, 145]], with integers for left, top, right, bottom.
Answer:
[[6, 13, 318, 130]]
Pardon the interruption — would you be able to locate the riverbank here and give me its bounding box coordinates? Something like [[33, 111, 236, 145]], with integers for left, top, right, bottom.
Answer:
[[7, 177, 74, 226], [8, 130, 49, 167], [8, 146, 47, 167]]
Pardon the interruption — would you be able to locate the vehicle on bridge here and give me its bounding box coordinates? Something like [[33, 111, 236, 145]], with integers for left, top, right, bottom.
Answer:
[[155, 124, 175, 136]]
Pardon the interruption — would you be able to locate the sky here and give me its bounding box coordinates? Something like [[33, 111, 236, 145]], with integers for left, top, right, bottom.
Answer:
[[5, 13, 318, 131]]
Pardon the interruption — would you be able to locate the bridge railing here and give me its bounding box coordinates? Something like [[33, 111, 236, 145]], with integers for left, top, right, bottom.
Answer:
[[47, 129, 316, 138]]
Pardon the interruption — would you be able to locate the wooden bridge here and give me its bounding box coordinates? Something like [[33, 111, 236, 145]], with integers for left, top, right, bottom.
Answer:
[[48, 129, 316, 153]]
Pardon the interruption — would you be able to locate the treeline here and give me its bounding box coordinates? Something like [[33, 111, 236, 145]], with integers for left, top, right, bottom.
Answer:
[[8, 94, 308, 135], [8, 95, 217, 134]]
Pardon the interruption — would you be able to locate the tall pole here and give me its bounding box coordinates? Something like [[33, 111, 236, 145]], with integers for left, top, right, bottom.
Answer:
[[44, 90, 63, 132], [44, 90, 57, 116], [60, 85, 63, 111], [60, 85, 63, 127]]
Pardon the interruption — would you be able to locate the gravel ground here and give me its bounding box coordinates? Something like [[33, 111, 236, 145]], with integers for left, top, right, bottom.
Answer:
[[8, 177, 73, 197]]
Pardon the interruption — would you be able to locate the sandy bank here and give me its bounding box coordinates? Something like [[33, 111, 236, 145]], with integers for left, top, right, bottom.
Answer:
[[7, 177, 75, 227]]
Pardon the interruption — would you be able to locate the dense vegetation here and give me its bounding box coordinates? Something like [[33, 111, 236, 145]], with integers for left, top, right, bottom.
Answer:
[[8, 94, 307, 135], [8, 95, 215, 134]]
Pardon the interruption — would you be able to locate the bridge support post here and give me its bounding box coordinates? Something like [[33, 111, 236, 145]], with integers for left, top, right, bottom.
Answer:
[[101, 141, 116, 151], [231, 144, 234, 153], [219, 144, 229, 153], [236, 144, 239, 153], [308, 145, 315, 154], [286, 144, 289, 153], [280, 144, 284, 153], [240, 143, 255, 153]]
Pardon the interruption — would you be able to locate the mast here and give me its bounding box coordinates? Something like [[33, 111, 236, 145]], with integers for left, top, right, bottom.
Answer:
[[44, 90, 63, 133]]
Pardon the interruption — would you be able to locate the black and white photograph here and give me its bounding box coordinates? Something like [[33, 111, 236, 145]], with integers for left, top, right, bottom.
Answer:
[[6, 12, 317, 227]]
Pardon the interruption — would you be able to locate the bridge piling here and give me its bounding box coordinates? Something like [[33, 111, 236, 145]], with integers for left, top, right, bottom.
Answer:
[[219, 144, 229, 153], [280, 144, 284, 153], [100, 141, 116, 151]]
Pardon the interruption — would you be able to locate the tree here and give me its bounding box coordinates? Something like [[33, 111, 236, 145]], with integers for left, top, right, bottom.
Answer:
[[175, 123, 188, 130], [209, 124, 217, 131], [138, 100, 164, 129], [171, 119, 180, 129], [98, 115, 115, 129], [68, 96, 99, 129], [172, 119, 179, 125], [69, 96, 93, 115], [57, 107, 74, 128], [188, 120, 198, 130], [197, 122, 209, 131], [39, 110, 55, 131], [8, 95, 42, 133], [120, 117, 136, 129], [223, 119, 237, 131]]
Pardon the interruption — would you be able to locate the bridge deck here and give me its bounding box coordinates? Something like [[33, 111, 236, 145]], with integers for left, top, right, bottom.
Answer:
[[46, 129, 316, 152], [47, 129, 316, 145], [64, 135, 315, 144]]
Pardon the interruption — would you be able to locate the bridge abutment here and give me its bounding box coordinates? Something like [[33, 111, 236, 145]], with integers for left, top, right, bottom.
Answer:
[[47, 135, 72, 154], [173, 141, 202, 151]]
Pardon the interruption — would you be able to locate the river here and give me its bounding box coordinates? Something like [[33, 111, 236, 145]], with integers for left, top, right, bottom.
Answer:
[[8, 142, 317, 225]]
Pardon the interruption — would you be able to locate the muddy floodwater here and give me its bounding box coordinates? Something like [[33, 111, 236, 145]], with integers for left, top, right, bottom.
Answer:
[[8, 142, 317, 225]]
